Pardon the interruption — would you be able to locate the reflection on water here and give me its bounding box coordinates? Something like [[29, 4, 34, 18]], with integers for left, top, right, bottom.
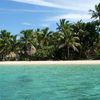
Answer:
[[0, 65, 100, 100]]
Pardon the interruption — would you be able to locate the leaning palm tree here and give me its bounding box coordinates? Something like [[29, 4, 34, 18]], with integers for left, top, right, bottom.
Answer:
[[57, 19, 80, 59], [89, 3, 100, 21]]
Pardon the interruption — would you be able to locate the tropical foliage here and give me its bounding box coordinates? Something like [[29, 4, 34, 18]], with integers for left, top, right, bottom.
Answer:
[[0, 3, 100, 61], [89, 3, 100, 21]]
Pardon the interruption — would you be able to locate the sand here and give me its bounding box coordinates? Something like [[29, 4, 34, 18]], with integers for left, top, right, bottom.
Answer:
[[0, 60, 100, 65]]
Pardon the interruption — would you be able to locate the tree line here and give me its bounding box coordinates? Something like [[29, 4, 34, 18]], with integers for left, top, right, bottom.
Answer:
[[0, 3, 100, 61]]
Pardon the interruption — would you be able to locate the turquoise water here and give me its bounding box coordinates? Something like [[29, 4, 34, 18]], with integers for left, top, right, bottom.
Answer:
[[0, 65, 100, 100]]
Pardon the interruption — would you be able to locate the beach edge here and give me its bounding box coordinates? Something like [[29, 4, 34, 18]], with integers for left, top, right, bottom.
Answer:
[[0, 60, 100, 65]]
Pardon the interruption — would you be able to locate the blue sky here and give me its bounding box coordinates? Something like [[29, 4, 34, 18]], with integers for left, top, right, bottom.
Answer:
[[0, 0, 99, 34]]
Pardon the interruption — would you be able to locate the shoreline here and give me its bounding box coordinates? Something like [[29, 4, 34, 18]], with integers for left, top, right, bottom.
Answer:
[[0, 60, 100, 65]]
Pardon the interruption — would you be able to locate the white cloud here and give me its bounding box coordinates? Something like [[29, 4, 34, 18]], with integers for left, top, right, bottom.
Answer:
[[10, 0, 99, 23], [11, 0, 66, 9], [48, 0, 100, 10], [46, 13, 91, 21], [0, 8, 54, 13], [21, 22, 31, 26], [11, 0, 100, 11]]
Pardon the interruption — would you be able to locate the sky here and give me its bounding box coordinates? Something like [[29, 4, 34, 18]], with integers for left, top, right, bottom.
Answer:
[[0, 0, 100, 34]]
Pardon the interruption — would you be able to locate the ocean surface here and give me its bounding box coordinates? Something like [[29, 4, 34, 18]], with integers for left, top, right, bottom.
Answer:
[[0, 64, 100, 100]]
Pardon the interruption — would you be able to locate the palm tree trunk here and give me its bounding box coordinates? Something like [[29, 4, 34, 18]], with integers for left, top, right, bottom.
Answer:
[[67, 47, 70, 59], [2, 55, 3, 61], [99, 17, 100, 22]]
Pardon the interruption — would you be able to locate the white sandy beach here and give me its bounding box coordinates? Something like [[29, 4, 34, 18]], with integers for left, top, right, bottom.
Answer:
[[0, 60, 100, 65]]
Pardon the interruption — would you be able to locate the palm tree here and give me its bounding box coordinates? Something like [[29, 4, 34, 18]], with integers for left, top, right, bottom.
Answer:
[[89, 3, 100, 21], [41, 27, 52, 47], [33, 28, 54, 60], [19, 29, 36, 60], [72, 20, 100, 59], [34, 28, 42, 49], [9, 35, 20, 60], [0, 30, 13, 60], [57, 19, 80, 59]]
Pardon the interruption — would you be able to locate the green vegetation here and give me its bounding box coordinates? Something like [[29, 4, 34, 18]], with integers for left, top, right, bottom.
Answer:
[[0, 3, 100, 61]]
